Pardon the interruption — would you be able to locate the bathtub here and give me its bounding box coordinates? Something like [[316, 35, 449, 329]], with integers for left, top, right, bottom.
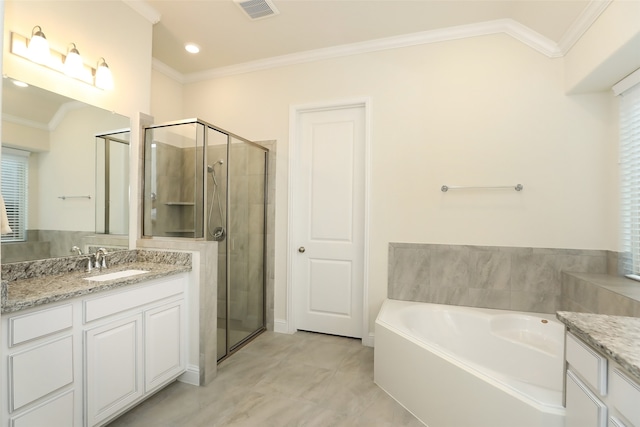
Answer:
[[374, 299, 565, 427]]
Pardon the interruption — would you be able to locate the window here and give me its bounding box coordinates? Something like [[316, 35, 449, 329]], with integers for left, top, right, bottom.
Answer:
[[1, 148, 29, 242], [619, 72, 640, 277]]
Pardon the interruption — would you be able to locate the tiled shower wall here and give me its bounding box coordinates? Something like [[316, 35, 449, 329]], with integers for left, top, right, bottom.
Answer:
[[388, 243, 609, 314]]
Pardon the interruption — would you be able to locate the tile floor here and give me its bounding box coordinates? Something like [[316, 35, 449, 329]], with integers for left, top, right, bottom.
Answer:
[[107, 331, 423, 426]]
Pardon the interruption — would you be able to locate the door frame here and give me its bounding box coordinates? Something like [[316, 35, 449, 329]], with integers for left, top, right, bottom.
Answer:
[[286, 97, 372, 346]]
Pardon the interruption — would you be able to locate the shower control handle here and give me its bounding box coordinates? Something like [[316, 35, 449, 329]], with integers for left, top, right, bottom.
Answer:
[[298, 247, 306, 253]]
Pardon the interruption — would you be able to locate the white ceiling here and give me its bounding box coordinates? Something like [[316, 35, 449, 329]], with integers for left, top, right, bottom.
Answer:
[[145, 0, 596, 77]]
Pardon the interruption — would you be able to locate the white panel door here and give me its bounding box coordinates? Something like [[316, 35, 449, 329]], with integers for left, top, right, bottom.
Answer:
[[293, 105, 365, 338]]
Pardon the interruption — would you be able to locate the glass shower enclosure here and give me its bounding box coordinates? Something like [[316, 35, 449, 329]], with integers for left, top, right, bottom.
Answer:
[[142, 119, 268, 361]]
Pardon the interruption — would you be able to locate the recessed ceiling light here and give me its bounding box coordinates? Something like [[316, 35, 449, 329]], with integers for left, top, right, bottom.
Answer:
[[185, 43, 200, 54], [12, 80, 29, 88]]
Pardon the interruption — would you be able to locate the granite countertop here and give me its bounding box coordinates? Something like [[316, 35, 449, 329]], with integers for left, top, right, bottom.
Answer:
[[557, 311, 640, 383], [1, 250, 192, 314]]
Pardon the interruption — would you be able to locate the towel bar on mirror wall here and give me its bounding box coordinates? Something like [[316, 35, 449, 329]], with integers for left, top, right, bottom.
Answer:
[[58, 195, 92, 200], [440, 184, 523, 192]]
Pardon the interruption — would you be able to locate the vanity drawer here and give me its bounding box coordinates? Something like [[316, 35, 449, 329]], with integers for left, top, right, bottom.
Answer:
[[9, 304, 73, 347], [10, 390, 74, 427], [9, 335, 74, 412], [610, 368, 640, 427], [566, 332, 607, 395], [84, 276, 185, 323], [566, 369, 608, 427]]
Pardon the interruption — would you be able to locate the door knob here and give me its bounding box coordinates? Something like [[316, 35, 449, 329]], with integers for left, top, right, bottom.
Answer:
[[298, 247, 306, 253]]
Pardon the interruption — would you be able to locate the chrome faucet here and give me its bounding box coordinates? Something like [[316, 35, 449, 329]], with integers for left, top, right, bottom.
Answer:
[[95, 247, 108, 271], [71, 245, 82, 255]]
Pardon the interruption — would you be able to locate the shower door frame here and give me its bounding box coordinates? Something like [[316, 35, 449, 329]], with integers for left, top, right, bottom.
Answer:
[[141, 118, 269, 362]]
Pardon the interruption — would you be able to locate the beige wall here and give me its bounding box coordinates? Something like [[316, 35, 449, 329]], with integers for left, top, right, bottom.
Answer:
[[162, 31, 618, 334], [151, 68, 184, 124], [565, 0, 640, 93]]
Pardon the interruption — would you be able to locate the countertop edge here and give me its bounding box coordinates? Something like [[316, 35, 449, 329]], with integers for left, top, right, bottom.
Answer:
[[557, 311, 640, 383]]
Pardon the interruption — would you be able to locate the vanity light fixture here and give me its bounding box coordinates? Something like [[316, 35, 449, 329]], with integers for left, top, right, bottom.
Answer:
[[63, 43, 84, 79], [10, 29, 115, 90], [94, 58, 114, 90], [26, 26, 50, 64]]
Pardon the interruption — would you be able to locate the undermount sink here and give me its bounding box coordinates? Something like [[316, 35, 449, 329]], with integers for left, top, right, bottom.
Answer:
[[84, 269, 149, 282]]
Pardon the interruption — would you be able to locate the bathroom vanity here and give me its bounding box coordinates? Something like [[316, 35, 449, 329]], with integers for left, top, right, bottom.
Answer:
[[558, 312, 640, 427], [0, 250, 192, 427]]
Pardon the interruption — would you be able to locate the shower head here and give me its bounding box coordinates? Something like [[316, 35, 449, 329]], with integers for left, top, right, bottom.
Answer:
[[207, 159, 224, 173]]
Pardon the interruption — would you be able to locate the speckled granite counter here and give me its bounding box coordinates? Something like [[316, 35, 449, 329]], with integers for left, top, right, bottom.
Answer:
[[1, 249, 192, 314], [557, 311, 640, 383]]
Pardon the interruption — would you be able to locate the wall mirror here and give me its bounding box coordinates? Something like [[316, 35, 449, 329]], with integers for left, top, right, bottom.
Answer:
[[1, 76, 130, 263]]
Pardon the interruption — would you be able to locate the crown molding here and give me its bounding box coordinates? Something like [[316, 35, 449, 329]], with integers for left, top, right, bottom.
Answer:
[[4, 101, 88, 132], [153, 5, 607, 84], [2, 114, 49, 131], [557, 0, 612, 55], [123, 0, 161, 24], [48, 101, 86, 131], [153, 58, 186, 84], [176, 19, 560, 83]]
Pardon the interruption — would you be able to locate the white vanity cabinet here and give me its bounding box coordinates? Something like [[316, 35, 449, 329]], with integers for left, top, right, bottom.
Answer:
[[565, 331, 640, 427], [83, 274, 187, 427], [1, 304, 78, 427], [2, 272, 188, 427]]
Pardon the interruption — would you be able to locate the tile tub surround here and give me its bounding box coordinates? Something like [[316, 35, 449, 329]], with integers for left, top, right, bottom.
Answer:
[[1, 249, 192, 313], [561, 272, 640, 317], [557, 311, 640, 383], [388, 243, 608, 314]]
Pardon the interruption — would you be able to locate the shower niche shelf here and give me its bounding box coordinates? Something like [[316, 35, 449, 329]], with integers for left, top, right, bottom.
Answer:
[[164, 202, 195, 206]]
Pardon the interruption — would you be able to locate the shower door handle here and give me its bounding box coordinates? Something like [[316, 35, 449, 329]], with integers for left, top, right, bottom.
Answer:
[[298, 247, 306, 253]]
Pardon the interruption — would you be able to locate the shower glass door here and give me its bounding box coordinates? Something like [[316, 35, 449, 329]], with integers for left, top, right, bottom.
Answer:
[[226, 136, 267, 352]]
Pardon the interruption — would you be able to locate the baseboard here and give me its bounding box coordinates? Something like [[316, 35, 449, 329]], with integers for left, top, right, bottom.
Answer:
[[362, 331, 375, 347], [274, 318, 290, 334], [177, 364, 200, 386]]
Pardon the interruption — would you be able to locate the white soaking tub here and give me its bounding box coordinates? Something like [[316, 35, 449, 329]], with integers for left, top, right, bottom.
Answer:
[[374, 299, 565, 427]]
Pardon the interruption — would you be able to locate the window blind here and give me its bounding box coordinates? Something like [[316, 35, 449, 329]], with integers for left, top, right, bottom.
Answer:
[[1, 149, 29, 242], [620, 81, 640, 276]]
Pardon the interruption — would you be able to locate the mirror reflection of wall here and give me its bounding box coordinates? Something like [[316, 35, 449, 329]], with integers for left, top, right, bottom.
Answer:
[[1, 77, 130, 263]]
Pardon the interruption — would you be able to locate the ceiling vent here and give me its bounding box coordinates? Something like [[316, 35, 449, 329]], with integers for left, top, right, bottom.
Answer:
[[234, 0, 279, 20]]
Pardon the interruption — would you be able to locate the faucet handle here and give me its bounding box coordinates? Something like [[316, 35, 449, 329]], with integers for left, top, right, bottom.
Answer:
[[97, 247, 108, 269], [85, 254, 94, 272]]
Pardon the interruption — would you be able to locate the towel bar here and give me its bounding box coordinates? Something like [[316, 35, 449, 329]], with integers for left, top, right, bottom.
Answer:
[[441, 184, 523, 192], [58, 195, 92, 200]]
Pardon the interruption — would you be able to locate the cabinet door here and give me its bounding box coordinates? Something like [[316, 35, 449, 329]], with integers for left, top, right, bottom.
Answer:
[[144, 300, 186, 392], [85, 314, 143, 427], [566, 369, 607, 427]]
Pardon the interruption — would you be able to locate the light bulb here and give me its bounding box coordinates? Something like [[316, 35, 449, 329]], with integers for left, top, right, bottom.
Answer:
[[95, 58, 114, 90], [64, 44, 84, 79], [27, 26, 50, 65], [185, 43, 200, 54]]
